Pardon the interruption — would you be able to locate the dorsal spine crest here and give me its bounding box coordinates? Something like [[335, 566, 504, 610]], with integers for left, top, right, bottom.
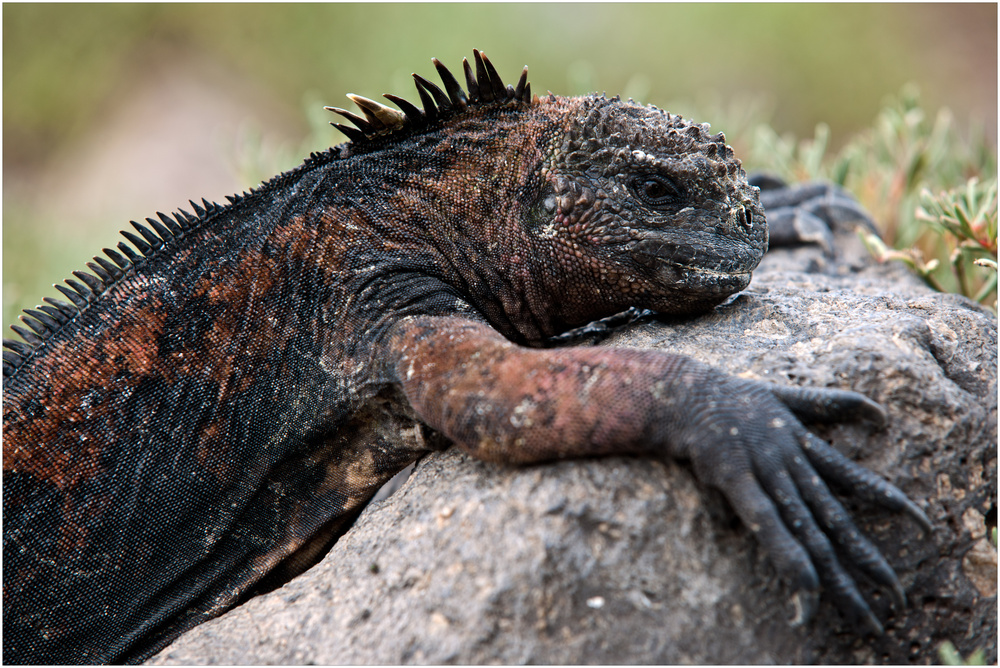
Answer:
[[326, 49, 533, 143]]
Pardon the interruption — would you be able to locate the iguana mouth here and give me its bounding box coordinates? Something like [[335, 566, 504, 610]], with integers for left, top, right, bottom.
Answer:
[[625, 231, 761, 303], [653, 260, 753, 297], [631, 232, 761, 278]]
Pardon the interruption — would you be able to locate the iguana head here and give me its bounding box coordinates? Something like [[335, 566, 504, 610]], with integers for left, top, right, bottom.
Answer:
[[530, 95, 767, 318], [325, 50, 766, 339]]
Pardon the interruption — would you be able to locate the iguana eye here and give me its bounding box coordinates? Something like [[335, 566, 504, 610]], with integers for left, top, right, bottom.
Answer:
[[629, 173, 681, 208]]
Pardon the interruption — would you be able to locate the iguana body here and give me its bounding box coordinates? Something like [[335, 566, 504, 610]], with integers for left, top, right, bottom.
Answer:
[[3, 51, 928, 664]]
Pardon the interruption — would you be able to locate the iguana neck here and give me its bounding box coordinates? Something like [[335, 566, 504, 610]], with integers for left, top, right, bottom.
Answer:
[[290, 102, 589, 346]]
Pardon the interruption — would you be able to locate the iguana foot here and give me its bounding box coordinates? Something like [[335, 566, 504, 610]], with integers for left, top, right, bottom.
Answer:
[[675, 372, 929, 635], [749, 174, 880, 254]]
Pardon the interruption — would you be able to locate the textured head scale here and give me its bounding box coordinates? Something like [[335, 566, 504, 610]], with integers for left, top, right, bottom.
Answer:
[[325, 49, 532, 143], [566, 97, 744, 193]]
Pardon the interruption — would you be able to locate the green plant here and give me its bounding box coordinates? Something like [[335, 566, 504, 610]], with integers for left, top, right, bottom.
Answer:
[[916, 179, 997, 301], [858, 179, 997, 306], [731, 86, 997, 308]]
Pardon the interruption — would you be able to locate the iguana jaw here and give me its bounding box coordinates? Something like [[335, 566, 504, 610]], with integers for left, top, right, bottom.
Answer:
[[645, 259, 754, 302]]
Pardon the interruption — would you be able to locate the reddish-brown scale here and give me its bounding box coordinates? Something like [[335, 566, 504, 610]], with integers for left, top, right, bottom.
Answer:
[[4, 291, 171, 491], [4, 50, 929, 664]]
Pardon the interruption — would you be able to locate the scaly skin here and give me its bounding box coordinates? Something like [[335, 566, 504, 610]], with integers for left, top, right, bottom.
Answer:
[[2, 51, 928, 664]]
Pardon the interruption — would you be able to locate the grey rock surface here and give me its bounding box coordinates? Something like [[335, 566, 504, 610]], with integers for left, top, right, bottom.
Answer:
[[150, 237, 997, 664]]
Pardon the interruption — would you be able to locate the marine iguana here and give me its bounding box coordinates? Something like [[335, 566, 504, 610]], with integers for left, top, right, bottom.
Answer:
[[2, 50, 930, 664]]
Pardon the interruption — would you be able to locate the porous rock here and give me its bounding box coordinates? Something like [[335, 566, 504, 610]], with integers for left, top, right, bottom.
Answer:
[[149, 236, 997, 664]]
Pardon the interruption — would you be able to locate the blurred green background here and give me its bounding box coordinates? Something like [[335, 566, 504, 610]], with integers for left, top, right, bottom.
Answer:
[[3, 3, 997, 333]]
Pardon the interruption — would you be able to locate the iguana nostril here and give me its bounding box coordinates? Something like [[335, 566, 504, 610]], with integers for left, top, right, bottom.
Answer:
[[737, 206, 751, 231]]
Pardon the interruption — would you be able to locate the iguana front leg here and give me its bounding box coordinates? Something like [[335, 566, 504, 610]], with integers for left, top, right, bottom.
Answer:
[[386, 314, 931, 633]]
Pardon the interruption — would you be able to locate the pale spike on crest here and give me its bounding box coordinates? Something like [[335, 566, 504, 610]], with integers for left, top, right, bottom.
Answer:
[[320, 50, 532, 145], [347, 94, 407, 131]]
